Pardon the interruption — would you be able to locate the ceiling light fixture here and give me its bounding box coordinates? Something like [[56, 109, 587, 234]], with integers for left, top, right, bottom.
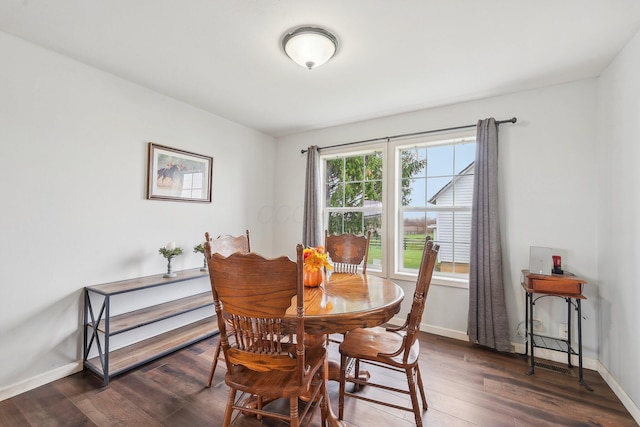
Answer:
[[282, 26, 338, 70]]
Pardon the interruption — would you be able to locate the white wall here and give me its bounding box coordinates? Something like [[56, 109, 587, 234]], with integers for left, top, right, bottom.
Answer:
[[274, 79, 600, 357], [0, 32, 275, 397], [597, 28, 640, 413]]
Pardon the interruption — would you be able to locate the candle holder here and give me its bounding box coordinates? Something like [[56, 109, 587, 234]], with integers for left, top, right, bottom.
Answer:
[[164, 255, 177, 278], [159, 245, 184, 278]]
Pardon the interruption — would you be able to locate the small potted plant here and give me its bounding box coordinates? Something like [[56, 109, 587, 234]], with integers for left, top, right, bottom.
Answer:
[[194, 242, 207, 271], [159, 242, 183, 278]]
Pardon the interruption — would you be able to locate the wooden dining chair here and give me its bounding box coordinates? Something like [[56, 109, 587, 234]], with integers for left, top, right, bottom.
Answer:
[[206, 245, 327, 427], [204, 230, 251, 388], [338, 239, 439, 427], [324, 230, 371, 274], [324, 229, 372, 346]]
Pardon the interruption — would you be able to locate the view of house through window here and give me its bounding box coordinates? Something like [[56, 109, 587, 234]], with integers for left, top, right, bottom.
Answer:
[[322, 132, 476, 281], [397, 135, 476, 277]]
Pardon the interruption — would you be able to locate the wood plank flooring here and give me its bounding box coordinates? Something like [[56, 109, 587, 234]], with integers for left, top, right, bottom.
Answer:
[[1, 332, 637, 426]]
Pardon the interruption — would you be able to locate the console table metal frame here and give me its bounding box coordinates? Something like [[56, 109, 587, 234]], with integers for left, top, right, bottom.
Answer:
[[83, 268, 216, 386], [522, 272, 592, 391]]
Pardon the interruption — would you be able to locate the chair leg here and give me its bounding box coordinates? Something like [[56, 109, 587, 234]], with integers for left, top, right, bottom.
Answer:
[[416, 363, 428, 410], [257, 395, 263, 421], [353, 357, 361, 391], [338, 353, 347, 420], [320, 373, 329, 427], [289, 397, 300, 427], [222, 388, 236, 427], [206, 338, 222, 387], [406, 367, 423, 427]]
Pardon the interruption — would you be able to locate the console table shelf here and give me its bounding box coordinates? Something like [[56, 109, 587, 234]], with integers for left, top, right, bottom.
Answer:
[[532, 334, 576, 354], [83, 268, 216, 386], [86, 316, 216, 377], [95, 291, 214, 334]]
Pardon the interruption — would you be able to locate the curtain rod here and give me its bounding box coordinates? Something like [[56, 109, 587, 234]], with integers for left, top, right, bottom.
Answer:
[[300, 117, 517, 154]]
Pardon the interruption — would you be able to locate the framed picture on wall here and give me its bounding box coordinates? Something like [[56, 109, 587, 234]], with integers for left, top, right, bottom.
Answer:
[[147, 142, 213, 203]]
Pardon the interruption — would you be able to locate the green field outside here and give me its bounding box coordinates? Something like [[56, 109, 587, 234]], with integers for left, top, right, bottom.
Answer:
[[368, 234, 432, 270]]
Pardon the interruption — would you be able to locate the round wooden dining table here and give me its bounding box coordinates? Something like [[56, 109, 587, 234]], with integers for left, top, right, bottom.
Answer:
[[289, 271, 404, 331], [285, 271, 404, 427]]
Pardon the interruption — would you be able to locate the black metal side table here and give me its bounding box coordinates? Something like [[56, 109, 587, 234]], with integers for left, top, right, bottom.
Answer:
[[521, 270, 592, 391]]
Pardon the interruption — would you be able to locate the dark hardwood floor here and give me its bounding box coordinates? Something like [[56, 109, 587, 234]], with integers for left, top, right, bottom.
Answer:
[[1, 332, 637, 426]]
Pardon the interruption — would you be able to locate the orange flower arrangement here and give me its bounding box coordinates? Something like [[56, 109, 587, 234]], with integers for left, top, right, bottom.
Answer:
[[303, 246, 332, 287], [303, 246, 333, 272]]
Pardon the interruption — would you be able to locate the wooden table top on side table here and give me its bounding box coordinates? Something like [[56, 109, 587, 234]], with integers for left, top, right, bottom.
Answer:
[[286, 271, 405, 427]]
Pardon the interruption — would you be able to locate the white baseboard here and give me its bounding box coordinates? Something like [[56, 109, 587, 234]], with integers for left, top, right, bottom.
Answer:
[[597, 361, 640, 425], [0, 361, 83, 402], [390, 316, 470, 341]]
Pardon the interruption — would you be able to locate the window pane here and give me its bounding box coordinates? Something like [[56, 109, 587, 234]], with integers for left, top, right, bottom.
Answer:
[[344, 182, 364, 207], [365, 181, 382, 202], [327, 182, 344, 207], [402, 178, 426, 207], [400, 212, 436, 271], [451, 173, 474, 206], [365, 152, 383, 180], [400, 149, 427, 206], [328, 212, 343, 234], [427, 145, 454, 176], [364, 213, 382, 242], [426, 176, 452, 205], [455, 142, 476, 174], [437, 240, 469, 274], [401, 149, 427, 179], [345, 156, 364, 181], [343, 211, 364, 234], [326, 158, 343, 184]]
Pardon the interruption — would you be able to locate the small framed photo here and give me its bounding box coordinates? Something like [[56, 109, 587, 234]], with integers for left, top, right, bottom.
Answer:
[[147, 143, 213, 203]]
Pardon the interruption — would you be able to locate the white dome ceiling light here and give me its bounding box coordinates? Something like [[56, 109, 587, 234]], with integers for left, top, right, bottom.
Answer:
[[282, 26, 338, 70]]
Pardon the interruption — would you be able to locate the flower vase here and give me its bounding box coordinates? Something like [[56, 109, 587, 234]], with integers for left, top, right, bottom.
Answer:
[[303, 268, 323, 287], [201, 254, 207, 272]]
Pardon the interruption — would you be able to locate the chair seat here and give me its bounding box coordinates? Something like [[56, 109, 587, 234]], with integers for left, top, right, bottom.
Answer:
[[339, 326, 420, 368], [226, 347, 326, 398]]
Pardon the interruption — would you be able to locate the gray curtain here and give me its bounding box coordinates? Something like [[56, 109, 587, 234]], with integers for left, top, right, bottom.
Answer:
[[302, 145, 322, 247], [468, 118, 511, 352]]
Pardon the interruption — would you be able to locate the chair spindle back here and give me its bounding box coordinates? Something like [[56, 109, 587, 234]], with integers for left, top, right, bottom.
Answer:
[[206, 244, 306, 379]]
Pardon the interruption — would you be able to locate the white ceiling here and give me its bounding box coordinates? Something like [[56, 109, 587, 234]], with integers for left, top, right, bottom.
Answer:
[[1, 1, 640, 137]]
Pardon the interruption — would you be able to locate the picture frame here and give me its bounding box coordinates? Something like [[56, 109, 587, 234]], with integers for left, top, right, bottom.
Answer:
[[147, 142, 213, 203]]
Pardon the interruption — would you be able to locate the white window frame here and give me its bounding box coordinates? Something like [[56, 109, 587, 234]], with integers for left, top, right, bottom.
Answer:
[[389, 130, 476, 288], [319, 130, 475, 289], [320, 143, 388, 275]]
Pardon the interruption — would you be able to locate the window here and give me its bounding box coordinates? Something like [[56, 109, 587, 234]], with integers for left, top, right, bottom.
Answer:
[[321, 131, 476, 284], [323, 149, 384, 271], [395, 134, 476, 281]]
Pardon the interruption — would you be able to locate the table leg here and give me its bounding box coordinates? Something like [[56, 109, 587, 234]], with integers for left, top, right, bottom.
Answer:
[[527, 293, 535, 375], [576, 299, 593, 391], [304, 334, 346, 427]]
